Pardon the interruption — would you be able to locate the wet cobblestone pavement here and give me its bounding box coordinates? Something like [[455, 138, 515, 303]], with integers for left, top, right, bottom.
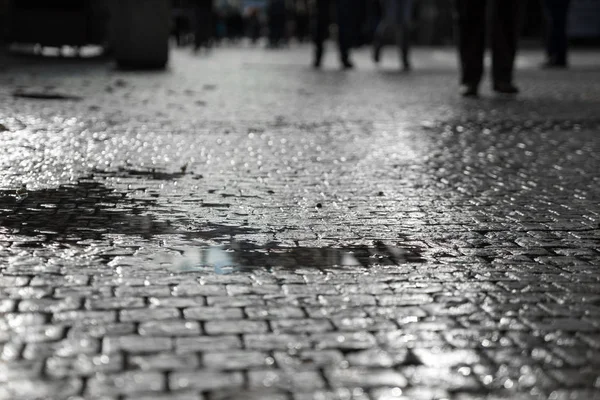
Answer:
[[1, 46, 600, 400]]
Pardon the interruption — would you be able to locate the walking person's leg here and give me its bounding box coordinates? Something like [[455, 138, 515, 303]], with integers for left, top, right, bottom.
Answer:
[[554, 0, 571, 66], [542, 0, 555, 64], [336, 0, 354, 68], [397, 0, 413, 70], [454, 0, 487, 96], [372, 0, 390, 63], [313, 0, 330, 67], [491, 0, 521, 93], [544, 0, 571, 67]]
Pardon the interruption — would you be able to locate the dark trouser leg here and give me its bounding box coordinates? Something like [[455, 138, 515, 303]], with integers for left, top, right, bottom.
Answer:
[[336, 0, 353, 63], [455, 0, 487, 86], [314, 0, 330, 64], [398, 0, 413, 68], [491, 0, 521, 85], [544, 0, 571, 64]]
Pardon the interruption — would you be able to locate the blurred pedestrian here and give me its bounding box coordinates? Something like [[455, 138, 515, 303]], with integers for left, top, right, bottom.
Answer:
[[295, 0, 310, 42], [454, 0, 522, 97], [542, 0, 571, 68], [267, 0, 287, 48], [313, 0, 356, 69], [246, 7, 262, 44], [194, 0, 215, 50], [372, 0, 413, 71]]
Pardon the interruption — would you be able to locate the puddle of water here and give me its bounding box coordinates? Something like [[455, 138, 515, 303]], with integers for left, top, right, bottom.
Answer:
[[91, 167, 198, 181], [0, 178, 258, 244], [163, 241, 425, 274]]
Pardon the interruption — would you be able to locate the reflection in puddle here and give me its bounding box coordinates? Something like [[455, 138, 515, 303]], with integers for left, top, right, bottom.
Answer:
[[0, 178, 259, 244], [168, 241, 425, 274]]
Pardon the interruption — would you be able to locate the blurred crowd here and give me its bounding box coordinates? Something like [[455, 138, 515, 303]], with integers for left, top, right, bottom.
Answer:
[[171, 0, 455, 50]]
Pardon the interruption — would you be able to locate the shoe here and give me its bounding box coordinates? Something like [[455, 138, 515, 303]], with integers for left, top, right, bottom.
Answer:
[[493, 82, 519, 95], [460, 84, 479, 97], [313, 58, 322, 69], [402, 52, 410, 71], [373, 44, 381, 63], [541, 60, 568, 69], [341, 59, 354, 70]]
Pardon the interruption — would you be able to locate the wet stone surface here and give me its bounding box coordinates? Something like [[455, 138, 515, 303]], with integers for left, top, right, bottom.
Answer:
[[1, 47, 600, 399]]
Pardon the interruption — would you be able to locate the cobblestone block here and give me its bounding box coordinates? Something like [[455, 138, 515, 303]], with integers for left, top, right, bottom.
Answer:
[[204, 320, 268, 335], [10, 324, 65, 343], [103, 336, 172, 353], [115, 286, 171, 297], [129, 354, 199, 371], [332, 317, 397, 332], [377, 330, 446, 349], [86, 297, 145, 310], [345, 349, 408, 367], [294, 389, 370, 400], [401, 366, 481, 391], [203, 351, 274, 370], [46, 354, 123, 377], [227, 284, 281, 295], [244, 334, 310, 351], [248, 369, 325, 391], [548, 368, 600, 388], [312, 332, 377, 350], [0, 360, 43, 382], [18, 297, 81, 313], [68, 322, 136, 339], [2, 313, 47, 328], [87, 371, 166, 396], [173, 284, 227, 296], [0, 341, 23, 361], [30, 274, 89, 286], [169, 371, 244, 391], [124, 393, 203, 400], [139, 320, 201, 336], [0, 286, 53, 299], [23, 337, 99, 359], [524, 318, 599, 332], [0, 276, 29, 287], [271, 319, 333, 333], [444, 329, 512, 348], [175, 335, 242, 353], [54, 286, 113, 298], [0, 378, 83, 400], [245, 306, 305, 319], [544, 390, 600, 400], [0, 300, 14, 313], [412, 348, 481, 367], [274, 350, 345, 370], [326, 367, 408, 388], [149, 297, 206, 308], [318, 295, 377, 306], [283, 284, 339, 295], [339, 283, 392, 294], [183, 307, 243, 321], [306, 307, 368, 319], [53, 310, 116, 324], [206, 295, 266, 307], [208, 390, 286, 400], [120, 308, 180, 322], [377, 294, 434, 306]]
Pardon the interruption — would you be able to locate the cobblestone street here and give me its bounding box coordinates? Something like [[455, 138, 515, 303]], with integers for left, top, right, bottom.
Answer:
[[1, 45, 600, 400]]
